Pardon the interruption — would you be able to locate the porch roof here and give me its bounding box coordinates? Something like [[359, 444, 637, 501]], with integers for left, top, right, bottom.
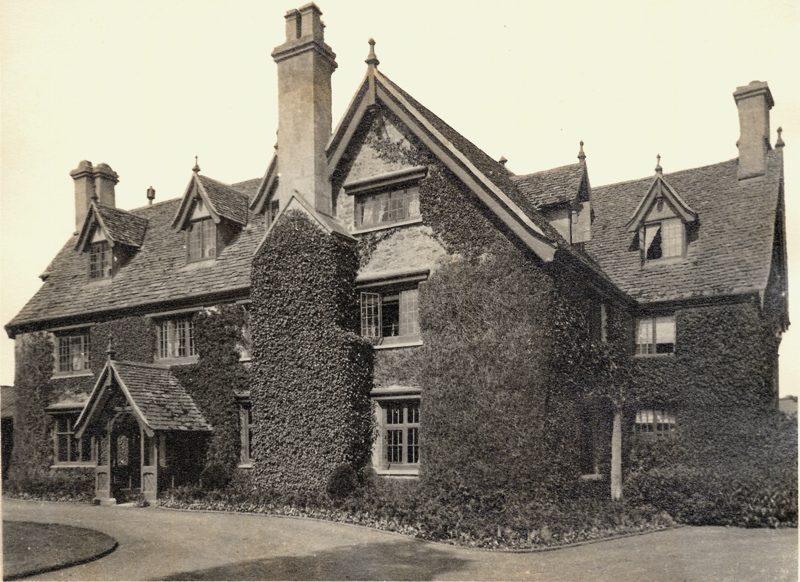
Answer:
[[75, 359, 212, 437]]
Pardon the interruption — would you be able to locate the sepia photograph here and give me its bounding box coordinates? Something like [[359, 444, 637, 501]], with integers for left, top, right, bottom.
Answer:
[[0, 1, 797, 580]]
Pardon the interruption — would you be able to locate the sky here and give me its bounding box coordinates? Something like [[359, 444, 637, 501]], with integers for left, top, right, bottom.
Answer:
[[1, 0, 799, 395]]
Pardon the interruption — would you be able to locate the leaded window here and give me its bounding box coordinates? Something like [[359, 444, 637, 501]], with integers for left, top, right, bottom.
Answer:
[[643, 218, 683, 261], [56, 332, 90, 373], [89, 241, 112, 279], [155, 317, 197, 360], [53, 414, 94, 465], [634, 409, 676, 438], [382, 400, 420, 466], [360, 289, 420, 342], [355, 187, 420, 229], [187, 217, 216, 262], [636, 315, 676, 355]]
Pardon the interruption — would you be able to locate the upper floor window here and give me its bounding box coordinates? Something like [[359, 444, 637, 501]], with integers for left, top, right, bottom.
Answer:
[[355, 186, 420, 230], [187, 217, 216, 262], [53, 413, 95, 465], [634, 409, 676, 439], [156, 317, 197, 360], [56, 331, 90, 373], [360, 288, 420, 345], [643, 218, 684, 261], [89, 241, 112, 279], [635, 315, 676, 356], [266, 200, 280, 226]]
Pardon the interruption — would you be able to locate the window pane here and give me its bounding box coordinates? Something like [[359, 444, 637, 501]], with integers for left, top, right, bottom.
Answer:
[[386, 429, 403, 463], [407, 427, 419, 463], [381, 296, 400, 337], [636, 319, 653, 354], [70, 436, 80, 462], [386, 405, 403, 425], [407, 402, 420, 424], [644, 224, 662, 260], [58, 434, 69, 462], [399, 290, 420, 337], [360, 293, 381, 338], [660, 219, 683, 258], [655, 316, 676, 353], [203, 220, 216, 258]]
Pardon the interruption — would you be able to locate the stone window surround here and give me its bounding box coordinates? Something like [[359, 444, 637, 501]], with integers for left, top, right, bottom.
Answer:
[[357, 269, 428, 350], [371, 385, 421, 478], [49, 409, 96, 468], [345, 166, 428, 234]]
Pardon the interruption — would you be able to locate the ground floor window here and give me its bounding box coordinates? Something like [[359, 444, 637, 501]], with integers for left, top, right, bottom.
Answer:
[[239, 402, 253, 466], [52, 414, 95, 465], [634, 409, 676, 439], [376, 399, 420, 468]]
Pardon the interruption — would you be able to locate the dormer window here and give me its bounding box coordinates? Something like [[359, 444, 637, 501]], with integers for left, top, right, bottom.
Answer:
[[187, 216, 216, 262], [643, 218, 684, 261], [89, 241, 112, 279]]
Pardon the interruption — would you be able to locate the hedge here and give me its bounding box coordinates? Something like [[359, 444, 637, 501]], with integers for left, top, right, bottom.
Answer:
[[250, 211, 374, 494]]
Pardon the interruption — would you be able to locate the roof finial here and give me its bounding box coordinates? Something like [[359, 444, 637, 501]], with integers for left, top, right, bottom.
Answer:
[[106, 336, 116, 361], [577, 140, 586, 163], [776, 126, 785, 148], [498, 155, 508, 167], [192, 156, 201, 174], [655, 154, 663, 175], [365, 38, 380, 69], [146, 186, 156, 205]]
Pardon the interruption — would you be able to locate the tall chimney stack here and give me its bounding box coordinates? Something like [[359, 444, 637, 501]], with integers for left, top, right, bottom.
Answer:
[[733, 80, 774, 180], [93, 163, 118, 207], [70, 160, 95, 234], [272, 3, 337, 216]]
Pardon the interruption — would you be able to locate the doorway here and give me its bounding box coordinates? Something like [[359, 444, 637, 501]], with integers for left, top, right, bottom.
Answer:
[[110, 413, 142, 502]]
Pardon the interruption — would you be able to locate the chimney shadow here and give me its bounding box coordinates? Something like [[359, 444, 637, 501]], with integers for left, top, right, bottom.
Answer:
[[160, 538, 469, 581]]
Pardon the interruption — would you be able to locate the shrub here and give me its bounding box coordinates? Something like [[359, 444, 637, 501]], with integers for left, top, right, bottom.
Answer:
[[326, 464, 358, 501], [5, 470, 94, 502]]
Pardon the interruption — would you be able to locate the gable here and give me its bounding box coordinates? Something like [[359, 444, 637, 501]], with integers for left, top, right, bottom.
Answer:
[[75, 202, 148, 251], [172, 173, 249, 231], [626, 174, 697, 233]]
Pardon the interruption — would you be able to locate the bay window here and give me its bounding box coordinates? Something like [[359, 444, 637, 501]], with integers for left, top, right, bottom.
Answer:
[[53, 413, 95, 465]]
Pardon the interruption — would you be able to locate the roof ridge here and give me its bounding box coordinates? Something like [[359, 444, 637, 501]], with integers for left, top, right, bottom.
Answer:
[[594, 157, 739, 190], [512, 162, 583, 180]]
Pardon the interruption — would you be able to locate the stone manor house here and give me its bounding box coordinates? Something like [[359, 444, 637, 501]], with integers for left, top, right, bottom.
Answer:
[[5, 4, 788, 503]]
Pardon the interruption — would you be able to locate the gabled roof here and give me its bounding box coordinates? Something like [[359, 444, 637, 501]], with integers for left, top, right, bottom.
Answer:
[[512, 163, 587, 209], [254, 193, 355, 255], [172, 173, 249, 229], [584, 151, 783, 303], [75, 202, 148, 250], [625, 172, 698, 232], [6, 179, 264, 336], [75, 359, 211, 438]]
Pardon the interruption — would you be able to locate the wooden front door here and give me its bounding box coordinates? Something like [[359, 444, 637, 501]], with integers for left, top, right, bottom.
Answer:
[[110, 414, 142, 502]]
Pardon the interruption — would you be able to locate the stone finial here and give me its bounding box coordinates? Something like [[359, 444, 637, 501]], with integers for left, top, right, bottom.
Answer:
[[498, 156, 508, 167], [578, 141, 586, 163], [106, 336, 116, 361], [776, 126, 785, 148], [192, 156, 201, 174], [655, 154, 663, 175], [146, 186, 156, 205], [365, 38, 380, 68]]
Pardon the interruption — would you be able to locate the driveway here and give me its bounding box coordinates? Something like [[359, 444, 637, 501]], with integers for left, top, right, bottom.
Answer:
[[2, 498, 797, 581]]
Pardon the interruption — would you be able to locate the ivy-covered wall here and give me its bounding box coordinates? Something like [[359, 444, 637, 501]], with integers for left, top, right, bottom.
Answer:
[[250, 211, 374, 494]]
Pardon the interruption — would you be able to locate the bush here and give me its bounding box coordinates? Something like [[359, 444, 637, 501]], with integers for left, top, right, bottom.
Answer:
[[326, 464, 358, 501], [5, 470, 94, 502]]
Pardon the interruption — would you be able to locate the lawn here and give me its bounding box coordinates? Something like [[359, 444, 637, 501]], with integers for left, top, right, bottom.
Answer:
[[2, 520, 117, 580]]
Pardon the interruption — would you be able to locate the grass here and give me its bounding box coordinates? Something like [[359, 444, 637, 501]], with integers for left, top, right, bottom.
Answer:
[[2, 520, 117, 580]]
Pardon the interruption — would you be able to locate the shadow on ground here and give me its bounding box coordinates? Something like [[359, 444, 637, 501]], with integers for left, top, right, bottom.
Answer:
[[160, 538, 469, 581]]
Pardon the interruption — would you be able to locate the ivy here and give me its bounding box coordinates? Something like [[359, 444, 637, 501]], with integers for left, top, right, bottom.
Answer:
[[250, 211, 374, 494]]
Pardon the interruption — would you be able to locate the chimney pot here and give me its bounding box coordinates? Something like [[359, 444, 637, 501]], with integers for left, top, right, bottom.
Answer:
[[93, 163, 118, 208], [147, 186, 156, 205], [733, 80, 774, 180], [298, 3, 324, 40]]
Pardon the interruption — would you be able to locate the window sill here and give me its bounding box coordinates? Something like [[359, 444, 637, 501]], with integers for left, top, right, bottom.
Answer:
[[155, 355, 200, 366], [51, 370, 94, 380], [237, 463, 253, 469], [633, 353, 675, 359], [579, 473, 605, 481], [352, 217, 423, 235], [643, 256, 685, 267], [180, 258, 216, 271], [51, 463, 95, 469], [375, 466, 419, 478], [372, 337, 423, 350]]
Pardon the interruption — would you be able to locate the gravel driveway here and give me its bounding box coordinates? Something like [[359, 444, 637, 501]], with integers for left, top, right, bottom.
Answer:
[[2, 498, 796, 581]]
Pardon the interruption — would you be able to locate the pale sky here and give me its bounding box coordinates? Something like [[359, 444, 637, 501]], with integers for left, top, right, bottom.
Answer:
[[1, 0, 799, 395]]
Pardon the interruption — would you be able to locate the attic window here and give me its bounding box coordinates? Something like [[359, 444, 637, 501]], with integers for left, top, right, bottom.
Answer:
[[642, 218, 684, 261], [187, 218, 216, 262], [355, 187, 421, 230], [89, 241, 112, 279]]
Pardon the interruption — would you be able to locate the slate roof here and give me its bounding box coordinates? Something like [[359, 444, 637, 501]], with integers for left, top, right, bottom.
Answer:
[[111, 360, 211, 431], [7, 177, 264, 335], [93, 204, 149, 248], [197, 175, 250, 225], [584, 151, 783, 303], [512, 163, 585, 208]]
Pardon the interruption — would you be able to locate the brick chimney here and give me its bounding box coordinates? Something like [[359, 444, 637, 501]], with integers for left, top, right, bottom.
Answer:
[[272, 3, 337, 215], [69, 160, 118, 233], [733, 81, 774, 180]]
